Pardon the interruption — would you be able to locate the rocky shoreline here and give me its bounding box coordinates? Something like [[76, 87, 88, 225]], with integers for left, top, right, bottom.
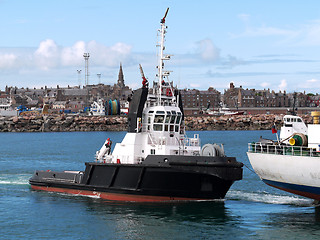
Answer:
[[0, 114, 314, 132]]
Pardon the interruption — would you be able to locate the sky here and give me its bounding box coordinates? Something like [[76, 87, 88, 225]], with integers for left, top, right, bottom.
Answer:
[[1, 0, 320, 93]]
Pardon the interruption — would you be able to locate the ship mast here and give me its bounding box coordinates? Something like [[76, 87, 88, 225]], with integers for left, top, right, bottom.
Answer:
[[157, 7, 171, 105]]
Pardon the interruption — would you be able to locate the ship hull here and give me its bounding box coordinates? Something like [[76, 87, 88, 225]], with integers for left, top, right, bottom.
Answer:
[[0, 109, 17, 117], [29, 155, 243, 202], [247, 152, 320, 200]]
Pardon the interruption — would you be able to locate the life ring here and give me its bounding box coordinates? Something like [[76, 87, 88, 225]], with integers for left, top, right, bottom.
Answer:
[[166, 88, 172, 97]]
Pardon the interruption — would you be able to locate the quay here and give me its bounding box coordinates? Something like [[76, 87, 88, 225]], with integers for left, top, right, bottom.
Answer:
[[0, 113, 315, 132]]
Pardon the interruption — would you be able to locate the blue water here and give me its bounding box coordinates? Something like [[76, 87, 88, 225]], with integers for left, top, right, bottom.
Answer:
[[1, 130, 320, 239]]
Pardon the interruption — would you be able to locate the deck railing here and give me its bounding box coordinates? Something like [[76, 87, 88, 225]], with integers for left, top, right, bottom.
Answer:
[[248, 142, 320, 157], [182, 134, 201, 147]]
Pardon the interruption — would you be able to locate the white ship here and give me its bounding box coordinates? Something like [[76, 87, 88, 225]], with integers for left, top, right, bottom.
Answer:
[[89, 99, 106, 116], [0, 99, 18, 117], [247, 112, 320, 200]]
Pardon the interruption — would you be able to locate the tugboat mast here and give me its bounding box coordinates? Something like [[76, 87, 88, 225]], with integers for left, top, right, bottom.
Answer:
[[157, 8, 173, 105]]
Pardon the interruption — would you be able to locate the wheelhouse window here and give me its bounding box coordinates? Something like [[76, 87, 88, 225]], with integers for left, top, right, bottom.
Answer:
[[176, 112, 182, 124], [164, 111, 171, 132], [153, 124, 163, 131], [153, 112, 165, 131], [165, 111, 171, 123], [154, 115, 164, 123], [170, 111, 176, 124]]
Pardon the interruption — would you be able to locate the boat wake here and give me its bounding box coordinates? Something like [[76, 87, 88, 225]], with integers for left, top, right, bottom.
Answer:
[[0, 174, 30, 185], [226, 190, 314, 206]]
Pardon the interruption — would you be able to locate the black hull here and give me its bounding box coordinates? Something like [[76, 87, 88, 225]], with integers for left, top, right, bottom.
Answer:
[[29, 155, 243, 202]]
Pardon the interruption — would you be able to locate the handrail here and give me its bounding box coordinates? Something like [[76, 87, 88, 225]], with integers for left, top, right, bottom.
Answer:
[[248, 142, 319, 157]]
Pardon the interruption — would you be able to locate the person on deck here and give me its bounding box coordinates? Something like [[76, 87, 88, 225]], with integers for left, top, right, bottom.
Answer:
[[105, 138, 112, 155]]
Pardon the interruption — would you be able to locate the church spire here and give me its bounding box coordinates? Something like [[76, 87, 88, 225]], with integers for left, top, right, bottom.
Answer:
[[117, 62, 125, 88]]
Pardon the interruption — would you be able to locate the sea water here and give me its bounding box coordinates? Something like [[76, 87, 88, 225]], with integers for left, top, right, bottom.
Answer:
[[0, 130, 319, 240]]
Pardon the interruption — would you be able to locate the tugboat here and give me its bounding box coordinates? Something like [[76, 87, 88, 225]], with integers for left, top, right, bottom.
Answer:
[[29, 8, 243, 202]]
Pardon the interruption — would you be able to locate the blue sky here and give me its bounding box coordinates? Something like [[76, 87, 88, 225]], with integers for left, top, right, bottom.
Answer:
[[1, 0, 320, 93]]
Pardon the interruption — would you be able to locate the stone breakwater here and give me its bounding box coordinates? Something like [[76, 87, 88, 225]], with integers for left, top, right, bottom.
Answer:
[[0, 114, 314, 132]]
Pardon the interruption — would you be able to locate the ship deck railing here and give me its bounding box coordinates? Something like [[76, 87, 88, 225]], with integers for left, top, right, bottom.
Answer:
[[146, 133, 201, 147], [182, 134, 201, 147], [248, 142, 320, 157]]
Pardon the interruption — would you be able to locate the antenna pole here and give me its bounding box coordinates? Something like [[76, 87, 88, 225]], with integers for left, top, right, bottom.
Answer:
[[157, 8, 169, 105], [83, 53, 90, 86]]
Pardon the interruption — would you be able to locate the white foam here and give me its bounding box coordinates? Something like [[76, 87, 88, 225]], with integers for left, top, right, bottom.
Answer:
[[0, 174, 30, 185], [227, 190, 314, 206]]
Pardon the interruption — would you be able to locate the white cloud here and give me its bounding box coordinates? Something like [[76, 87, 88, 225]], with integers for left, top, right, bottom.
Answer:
[[0, 39, 133, 72], [232, 16, 320, 46], [61, 41, 86, 66], [86, 41, 132, 67], [0, 54, 17, 68], [260, 82, 270, 88], [278, 79, 287, 91], [299, 78, 320, 89], [196, 39, 220, 62], [34, 39, 60, 70], [190, 83, 201, 88], [307, 78, 318, 83]]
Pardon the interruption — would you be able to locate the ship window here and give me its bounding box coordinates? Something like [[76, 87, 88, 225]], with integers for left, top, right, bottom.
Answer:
[[153, 124, 163, 131], [148, 117, 151, 124], [151, 149, 155, 155], [175, 115, 181, 124], [165, 114, 171, 123], [165, 125, 169, 131], [156, 111, 165, 114], [175, 125, 179, 132], [298, 118, 302, 122], [170, 115, 176, 124], [154, 115, 164, 123], [170, 125, 174, 132], [149, 111, 154, 113]]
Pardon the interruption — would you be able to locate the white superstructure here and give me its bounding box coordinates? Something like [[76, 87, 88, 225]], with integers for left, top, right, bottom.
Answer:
[[89, 99, 106, 116], [279, 115, 307, 144], [96, 8, 223, 164], [0, 98, 18, 117]]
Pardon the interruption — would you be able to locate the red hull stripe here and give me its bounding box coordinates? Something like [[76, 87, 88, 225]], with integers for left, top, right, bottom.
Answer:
[[30, 185, 203, 202]]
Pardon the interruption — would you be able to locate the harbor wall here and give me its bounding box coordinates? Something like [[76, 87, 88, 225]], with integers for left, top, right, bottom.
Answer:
[[0, 114, 314, 132]]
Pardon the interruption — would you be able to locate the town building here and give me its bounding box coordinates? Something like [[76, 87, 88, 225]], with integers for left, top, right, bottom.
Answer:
[[180, 87, 221, 115]]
